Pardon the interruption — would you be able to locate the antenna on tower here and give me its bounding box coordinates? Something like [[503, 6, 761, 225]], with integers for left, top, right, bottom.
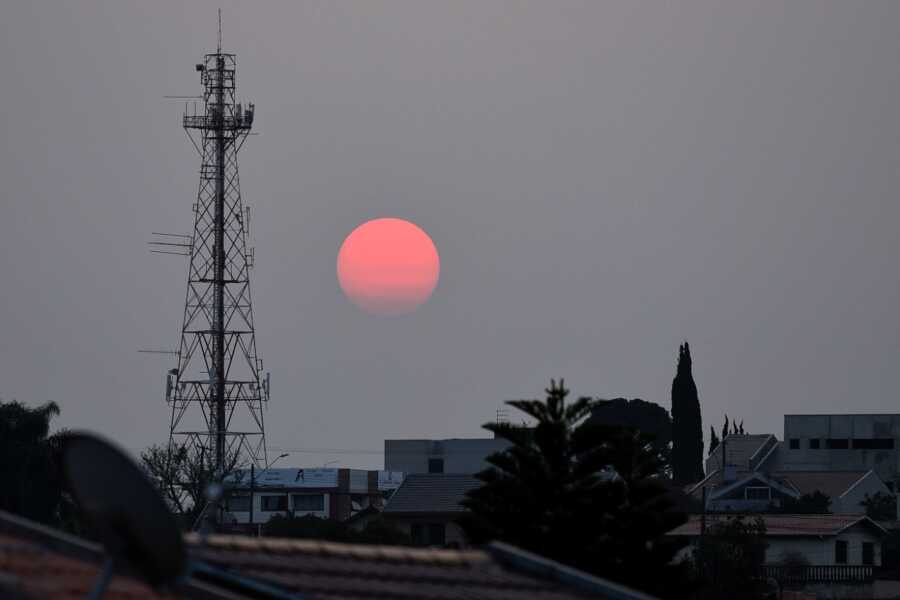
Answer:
[[217, 8, 222, 53]]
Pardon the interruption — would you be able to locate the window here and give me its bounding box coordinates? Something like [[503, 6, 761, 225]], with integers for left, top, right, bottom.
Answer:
[[809, 438, 820, 449], [852, 438, 895, 450], [292, 493, 325, 512], [225, 495, 251, 512], [863, 542, 874, 566], [826, 439, 850, 449], [428, 458, 444, 474], [261, 495, 288, 512], [745, 487, 771, 501], [835, 540, 848, 564], [789, 439, 800, 450]]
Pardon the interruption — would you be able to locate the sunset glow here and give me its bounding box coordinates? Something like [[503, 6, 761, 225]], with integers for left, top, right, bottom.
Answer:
[[337, 218, 440, 315]]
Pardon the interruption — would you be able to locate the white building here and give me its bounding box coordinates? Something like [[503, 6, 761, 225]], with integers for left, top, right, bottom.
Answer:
[[222, 467, 404, 526], [669, 513, 886, 567], [385, 438, 510, 475], [782, 414, 900, 488], [698, 432, 893, 514]]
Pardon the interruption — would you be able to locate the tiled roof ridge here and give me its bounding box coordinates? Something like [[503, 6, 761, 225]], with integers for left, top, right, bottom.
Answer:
[[688, 512, 867, 520], [189, 533, 491, 565], [405, 473, 482, 478], [0, 509, 104, 564]]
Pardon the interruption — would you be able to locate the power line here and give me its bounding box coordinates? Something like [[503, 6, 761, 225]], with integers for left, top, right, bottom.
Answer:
[[268, 446, 382, 455]]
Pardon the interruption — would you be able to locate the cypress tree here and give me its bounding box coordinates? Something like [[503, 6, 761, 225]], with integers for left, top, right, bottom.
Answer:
[[671, 342, 704, 484], [709, 426, 720, 456]]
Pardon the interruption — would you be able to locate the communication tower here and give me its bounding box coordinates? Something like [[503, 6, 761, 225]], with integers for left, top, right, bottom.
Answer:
[[161, 18, 268, 476]]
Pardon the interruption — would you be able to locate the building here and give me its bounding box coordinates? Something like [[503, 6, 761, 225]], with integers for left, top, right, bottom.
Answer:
[[782, 414, 900, 488], [382, 473, 480, 547], [699, 433, 892, 514], [385, 437, 510, 475], [0, 507, 658, 600], [670, 514, 886, 577], [223, 467, 404, 526]]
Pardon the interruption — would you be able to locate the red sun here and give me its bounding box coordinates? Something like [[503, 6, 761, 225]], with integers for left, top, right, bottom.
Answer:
[[337, 218, 440, 315]]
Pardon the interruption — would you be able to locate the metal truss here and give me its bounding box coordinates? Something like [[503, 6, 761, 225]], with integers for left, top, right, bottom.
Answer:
[[166, 43, 268, 476]]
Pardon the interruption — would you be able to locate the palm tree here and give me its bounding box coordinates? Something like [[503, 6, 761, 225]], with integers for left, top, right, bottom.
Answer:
[[0, 399, 66, 524]]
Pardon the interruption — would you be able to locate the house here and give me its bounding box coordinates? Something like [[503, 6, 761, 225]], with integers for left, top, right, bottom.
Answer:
[[222, 467, 404, 527], [381, 473, 480, 547], [697, 433, 892, 514], [0, 508, 658, 600], [669, 513, 886, 569], [689, 468, 890, 514], [385, 437, 510, 474]]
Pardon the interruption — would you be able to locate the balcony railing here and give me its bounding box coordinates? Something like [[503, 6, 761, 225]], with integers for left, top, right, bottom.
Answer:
[[762, 564, 873, 585]]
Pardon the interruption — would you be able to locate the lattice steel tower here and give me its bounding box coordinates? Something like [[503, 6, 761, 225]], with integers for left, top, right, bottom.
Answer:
[[164, 24, 268, 476]]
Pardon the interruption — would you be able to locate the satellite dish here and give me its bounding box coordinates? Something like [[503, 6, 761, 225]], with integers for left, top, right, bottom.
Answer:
[[61, 432, 186, 594]]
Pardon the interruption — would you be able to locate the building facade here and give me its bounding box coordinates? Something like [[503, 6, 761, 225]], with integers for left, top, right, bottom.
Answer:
[[697, 432, 892, 514], [381, 473, 480, 547], [781, 414, 900, 488], [670, 514, 886, 567], [223, 468, 404, 527], [385, 438, 510, 475]]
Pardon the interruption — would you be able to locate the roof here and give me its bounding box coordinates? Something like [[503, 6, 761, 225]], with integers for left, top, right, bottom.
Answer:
[[383, 474, 480, 515], [708, 472, 798, 501], [706, 435, 775, 471], [784, 413, 900, 417], [0, 509, 218, 599], [0, 531, 171, 600], [776, 471, 873, 498], [0, 509, 657, 600], [688, 469, 883, 502], [668, 513, 887, 538], [189, 534, 658, 600]]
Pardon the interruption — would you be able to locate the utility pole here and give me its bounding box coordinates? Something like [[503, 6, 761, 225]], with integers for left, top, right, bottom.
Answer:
[[249, 463, 255, 530]]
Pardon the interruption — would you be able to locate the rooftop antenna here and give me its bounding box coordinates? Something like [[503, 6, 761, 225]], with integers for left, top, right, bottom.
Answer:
[[61, 432, 304, 600], [61, 432, 186, 599]]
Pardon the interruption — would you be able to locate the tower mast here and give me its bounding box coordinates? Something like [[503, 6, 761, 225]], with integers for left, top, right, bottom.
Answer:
[[167, 19, 268, 480]]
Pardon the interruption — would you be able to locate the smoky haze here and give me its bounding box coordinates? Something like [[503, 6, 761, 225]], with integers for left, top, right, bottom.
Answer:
[[1, 1, 899, 469]]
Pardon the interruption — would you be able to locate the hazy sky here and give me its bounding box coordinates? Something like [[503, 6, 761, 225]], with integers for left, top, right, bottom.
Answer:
[[2, 2, 900, 469]]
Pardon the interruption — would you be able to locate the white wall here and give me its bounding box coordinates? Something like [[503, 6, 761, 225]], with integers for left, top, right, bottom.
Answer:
[[766, 529, 881, 566], [385, 438, 510, 474], [225, 491, 331, 524]]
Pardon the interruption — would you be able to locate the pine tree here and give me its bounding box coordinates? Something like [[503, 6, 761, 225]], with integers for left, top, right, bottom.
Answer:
[[462, 380, 690, 598], [709, 426, 720, 456], [671, 342, 704, 484]]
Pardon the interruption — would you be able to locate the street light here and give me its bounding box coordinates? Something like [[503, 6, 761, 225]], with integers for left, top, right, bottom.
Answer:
[[248, 452, 290, 531]]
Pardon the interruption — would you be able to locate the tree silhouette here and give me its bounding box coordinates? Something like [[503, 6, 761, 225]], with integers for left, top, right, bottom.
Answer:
[[461, 380, 690, 598], [671, 342, 704, 484], [781, 491, 831, 514], [692, 516, 769, 600], [0, 399, 66, 524], [709, 426, 720, 456], [586, 397, 671, 464], [141, 442, 241, 529]]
